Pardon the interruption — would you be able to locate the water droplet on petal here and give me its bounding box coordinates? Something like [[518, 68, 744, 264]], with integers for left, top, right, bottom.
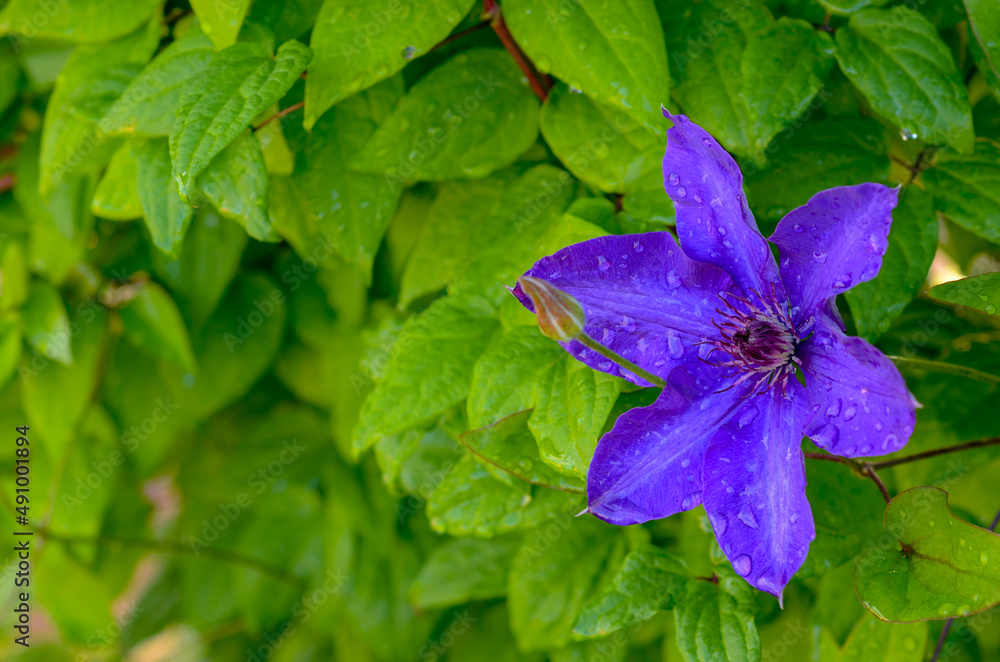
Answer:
[[860, 444, 873, 454], [843, 406, 857, 421], [811, 423, 840, 449], [676, 186, 687, 198], [732, 554, 753, 576], [738, 507, 759, 529], [667, 332, 684, 359], [812, 252, 828, 264], [598, 361, 613, 370], [633, 240, 643, 253], [681, 491, 702, 509], [738, 408, 758, 428], [875, 421, 884, 432], [718, 226, 727, 236], [793, 224, 803, 233], [712, 514, 728, 534], [681, 458, 691, 468], [882, 433, 898, 450], [666, 270, 681, 288], [833, 273, 853, 289], [597, 255, 609, 271], [826, 398, 842, 418], [780, 257, 791, 270], [702, 137, 712, 145], [667, 173, 679, 186]]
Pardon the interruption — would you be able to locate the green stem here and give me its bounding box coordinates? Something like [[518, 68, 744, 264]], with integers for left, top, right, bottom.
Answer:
[[888, 355, 1000, 385], [576, 333, 667, 388]]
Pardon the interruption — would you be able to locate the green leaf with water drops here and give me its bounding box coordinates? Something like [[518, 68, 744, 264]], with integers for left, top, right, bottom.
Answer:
[[838, 614, 927, 662], [169, 39, 311, 202], [294, 77, 404, 280], [745, 115, 890, 223], [741, 18, 835, 160], [459, 409, 585, 492], [928, 272, 1000, 317], [427, 454, 583, 538], [922, 141, 1000, 244], [845, 186, 938, 340], [834, 8, 974, 154], [350, 49, 540, 182], [468, 325, 621, 479], [503, 0, 669, 134], [190, 0, 252, 50], [508, 516, 624, 651], [304, 0, 474, 129], [574, 545, 689, 637], [410, 536, 520, 608], [197, 129, 278, 242], [133, 137, 194, 256], [673, 565, 762, 662], [854, 486, 1000, 622], [352, 294, 501, 455], [539, 83, 663, 194]]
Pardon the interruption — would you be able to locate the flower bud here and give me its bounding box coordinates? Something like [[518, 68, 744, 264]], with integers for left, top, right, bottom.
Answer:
[[518, 276, 586, 342]]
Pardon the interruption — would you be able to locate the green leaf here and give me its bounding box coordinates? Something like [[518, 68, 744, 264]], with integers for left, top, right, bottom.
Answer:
[[508, 517, 623, 651], [246, 0, 325, 44], [817, 0, 889, 16], [574, 546, 689, 637], [0, 56, 19, 116], [921, 141, 1000, 243], [673, 567, 761, 662], [402, 165, 584, 305], [0, 319, 21, 388], [22, 309, 106, 453], [22, 282, 72, 365], [304, 0, 474, 129], [928, 272, 1000, 317], [101, 25, 216, 138], [351, 49, 540, 181], [664, 0, 773, 162], [132, 137, 194, 256], [745, 115, 890, 222], [191, 0, 252, 50], [845, 186, 938, 339], [503, 0, 669, 133], [152, 209, 247, 329], [0, 240, 28, 313], [169, 39, 311, 201], [410, 536, 520, 608], [91, 143, 142, 220], [854, 487, 1000, 622], [800, 461, 886, 578], [838, 614, 928, 661], [540, 83, 662, 193], [0, 0, 160, 42], [834, 8, 974, 153], [118, 282, 197, 372], [427, 454, 584, 538], [459, 410, 586, 492], [38, 19, 159, 197], [294, 77, 404, 280], [964, 0, 1000, 100], [198, 129, 278, 242], [468, 326, 621, 478], [352, 294, 500, 454], [741, 18, 835, 159]]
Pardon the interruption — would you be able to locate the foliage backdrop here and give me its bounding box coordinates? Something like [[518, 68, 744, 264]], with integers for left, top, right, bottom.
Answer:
[[0, 0, 999, 660]]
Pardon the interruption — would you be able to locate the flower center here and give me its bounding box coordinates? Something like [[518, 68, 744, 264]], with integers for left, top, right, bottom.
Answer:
[[704, 289, 802, 394]]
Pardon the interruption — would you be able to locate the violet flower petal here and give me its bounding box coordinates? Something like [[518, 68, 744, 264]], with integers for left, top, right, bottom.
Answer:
[[702, 379, 815, 603], [513, 232, 733, 386], [799, 315, 917, 457], [770, 183, 899, 323], [586, 361, 750, 525], [661, 109, 781, 296]]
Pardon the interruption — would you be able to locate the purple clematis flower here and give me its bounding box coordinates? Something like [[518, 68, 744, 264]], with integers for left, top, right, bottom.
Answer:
[[512, 110, 918, 601]]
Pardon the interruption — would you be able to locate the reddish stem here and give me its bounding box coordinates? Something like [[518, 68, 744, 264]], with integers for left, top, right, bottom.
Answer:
[[254, 101, 304, 130], [0, 172, 15, 193], [483, 0, 550, 101]]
